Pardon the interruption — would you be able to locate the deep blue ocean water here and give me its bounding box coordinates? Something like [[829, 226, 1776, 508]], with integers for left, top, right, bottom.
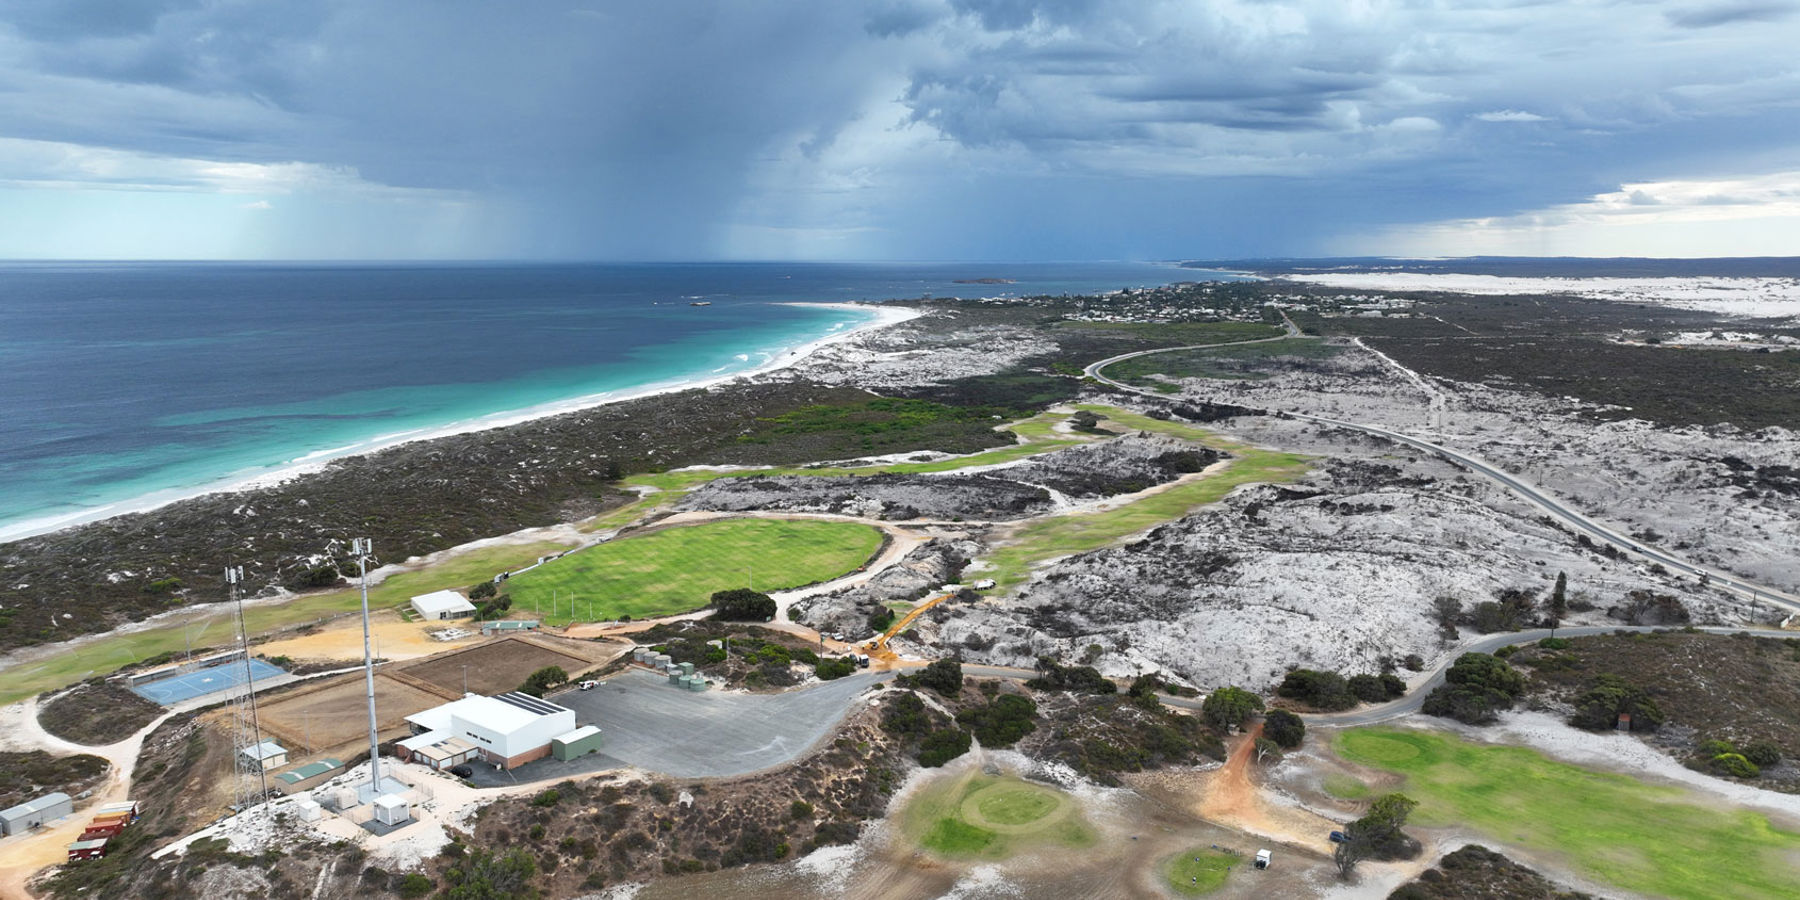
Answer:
[[0, 261, 1209, 540]]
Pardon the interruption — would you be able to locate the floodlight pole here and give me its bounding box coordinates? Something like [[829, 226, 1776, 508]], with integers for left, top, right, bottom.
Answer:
[[227, 564, 271, 805], [353, 537, 383, 793]]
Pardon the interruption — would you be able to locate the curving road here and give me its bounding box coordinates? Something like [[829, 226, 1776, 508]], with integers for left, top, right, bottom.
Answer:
[[1084, 328, 1800, 617]]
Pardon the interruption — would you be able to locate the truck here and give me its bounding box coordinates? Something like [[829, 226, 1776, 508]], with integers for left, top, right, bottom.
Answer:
[[1254, 849, 1271, 870]]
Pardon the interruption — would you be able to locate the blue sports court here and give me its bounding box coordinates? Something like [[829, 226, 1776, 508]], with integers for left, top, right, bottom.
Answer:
[[130, 658, 289, 705]]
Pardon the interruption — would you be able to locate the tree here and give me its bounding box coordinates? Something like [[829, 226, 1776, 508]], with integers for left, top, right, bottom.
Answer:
[[1253, 737, 1282, 765], [1026, 656, 1116, 694], [956, 693, 1038, 747], [1568, 674, 1664, 731], [518, 666, 568, 698], [916, 659, 963, 697], [1337, 793, 1421, 870], [1346, 674, 1387, 704], [1549, 571, 1568, 635], [880, 691, 931, 737], [1277, 669, 1356, 711], [711, 588, 775, 621], [1200, 686, 1264, 732], [1263, 709, 1306, 748], [1444, 652, 1525, 695], [918, 728, 973, 767]]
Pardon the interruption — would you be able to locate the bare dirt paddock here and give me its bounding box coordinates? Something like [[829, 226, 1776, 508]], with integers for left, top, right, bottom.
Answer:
[[256, 674, 449, 757], [392, 633, 623, 698]]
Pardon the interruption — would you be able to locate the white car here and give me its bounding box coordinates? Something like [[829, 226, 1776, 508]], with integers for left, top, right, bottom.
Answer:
[[578, 680, 598, 691]]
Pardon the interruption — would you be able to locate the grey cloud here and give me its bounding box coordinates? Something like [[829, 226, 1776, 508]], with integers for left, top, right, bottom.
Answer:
[[865, 0, 946, 37], [1665, 2, 1796, 28], [1, 0, 200, 40]]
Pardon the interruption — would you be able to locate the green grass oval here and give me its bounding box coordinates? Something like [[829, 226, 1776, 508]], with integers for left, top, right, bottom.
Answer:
[[974, 786, 1060, 826], [503, 518, 883, 623]]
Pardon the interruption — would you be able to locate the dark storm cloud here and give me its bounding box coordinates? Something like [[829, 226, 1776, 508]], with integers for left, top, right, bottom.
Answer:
[[0, 1, 1797, 258]]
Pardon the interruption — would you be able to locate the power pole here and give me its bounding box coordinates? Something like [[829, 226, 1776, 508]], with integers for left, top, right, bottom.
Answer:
[[352, 538, 385, 796], [226, 565, 270, 810]]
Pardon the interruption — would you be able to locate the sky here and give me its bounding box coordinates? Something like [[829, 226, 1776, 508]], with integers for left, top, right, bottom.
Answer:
[[1, 1, 1798, 261]]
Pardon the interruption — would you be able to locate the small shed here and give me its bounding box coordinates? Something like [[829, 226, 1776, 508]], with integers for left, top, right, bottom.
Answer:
[[551, 725, 603, 761], [292, 798, 323, 823], [372, 794, 410, 826], [411, 590, 476, 621], [66, 838, 108, 862], [240, 740, 288, 773], [1, 792, 73, 836], [274, 758, 345, 794], [94, 801, 140, 822]]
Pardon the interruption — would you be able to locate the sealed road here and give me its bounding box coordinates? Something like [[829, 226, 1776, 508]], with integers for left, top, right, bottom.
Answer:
[[472, 667, 892, 785]]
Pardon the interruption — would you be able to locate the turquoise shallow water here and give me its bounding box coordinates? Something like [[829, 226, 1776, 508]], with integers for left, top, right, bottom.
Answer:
[[0, 261, 1207, 539]]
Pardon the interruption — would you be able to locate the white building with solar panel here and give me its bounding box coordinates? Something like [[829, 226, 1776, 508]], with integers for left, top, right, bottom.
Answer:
[[401, 692, 576, 769]]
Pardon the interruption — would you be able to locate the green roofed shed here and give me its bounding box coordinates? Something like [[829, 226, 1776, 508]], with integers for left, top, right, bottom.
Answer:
[[551, 725, 603, 761]]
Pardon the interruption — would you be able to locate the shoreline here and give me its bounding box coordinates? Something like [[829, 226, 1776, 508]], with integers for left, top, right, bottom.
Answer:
[[0, 301, 920, 546]]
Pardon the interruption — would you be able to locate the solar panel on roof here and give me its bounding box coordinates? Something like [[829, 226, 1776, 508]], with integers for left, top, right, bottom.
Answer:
[[495, 692, 567, 716]]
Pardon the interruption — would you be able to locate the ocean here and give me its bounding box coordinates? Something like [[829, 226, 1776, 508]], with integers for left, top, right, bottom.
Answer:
[[0, 260, 1210, 541]]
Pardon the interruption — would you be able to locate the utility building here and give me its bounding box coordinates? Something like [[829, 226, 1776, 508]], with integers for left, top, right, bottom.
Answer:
[[1, 792, 72, 836], [410, 590, 476, 621], [402, 692, 576, 769], [240, 740, 288, 773]]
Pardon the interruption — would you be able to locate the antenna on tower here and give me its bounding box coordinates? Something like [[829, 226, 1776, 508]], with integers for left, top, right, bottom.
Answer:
[[351, 537, 385, 797], [226, 564, 271, 810]]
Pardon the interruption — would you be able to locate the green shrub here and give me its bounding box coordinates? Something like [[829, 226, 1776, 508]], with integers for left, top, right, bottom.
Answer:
[[1698, 738, 1737, 758], [1537, 636, 1572, 650], [881, 691, 932, 737], [1026, 657, 1116, 694], [955, 694, 1037, 747], [1569, 674, 1665, 731], [1710, 753, 1760, 779], [532, 789, 562, 807], [1277, 669, 1356, 711], [711, 588, 776, 621], [1200, 686, 1264, 731], [469, 581, 497, 600], [397, 873, 433, 898], [814, 657, 856, 680], [1743, 740, 1783, 768], [519, 666, 568, 697], [917, 659, 963, 697], [918, 728, 972, 767], [1264, 709, 1306, 748]]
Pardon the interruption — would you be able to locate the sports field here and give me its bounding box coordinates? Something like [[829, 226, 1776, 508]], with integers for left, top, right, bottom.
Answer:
[[504, 518, 884, 624], [979, 406, 1310, 591], [1336, 728, 1800, 900]]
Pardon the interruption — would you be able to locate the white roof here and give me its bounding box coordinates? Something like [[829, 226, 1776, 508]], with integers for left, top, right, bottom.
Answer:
[[242, 740, 285, 760], [373, 794, 408, 812], [554, 725, 601, 743], [404, 692, 570, 737], [398, 729, 453, 752], [410, 590, 475, 614]]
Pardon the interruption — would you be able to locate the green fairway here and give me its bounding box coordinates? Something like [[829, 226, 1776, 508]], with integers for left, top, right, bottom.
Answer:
[[1336, 728, 1800, 900], [1165, 849, 1240, 895], [503, 518, 883, 624], [619, 409, 1087, 494], [978, 405, 1310, 591], [1104, 338, 1344, 387], [0, 540, 574, 707]]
